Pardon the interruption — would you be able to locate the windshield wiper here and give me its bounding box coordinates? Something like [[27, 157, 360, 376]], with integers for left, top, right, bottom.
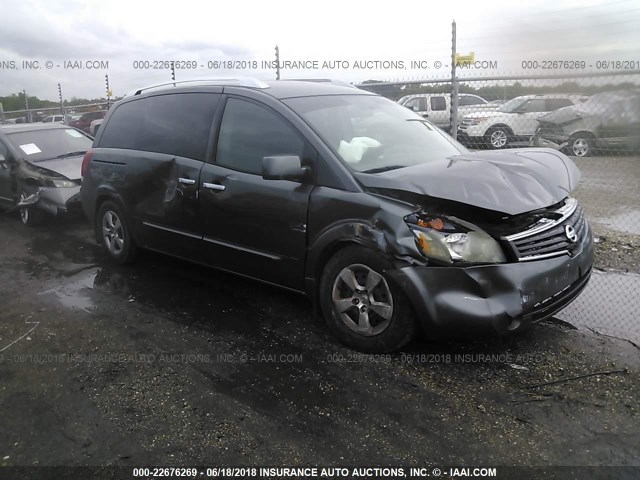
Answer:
[[362, 165, 405, 174], [55, 151, 87, 159]]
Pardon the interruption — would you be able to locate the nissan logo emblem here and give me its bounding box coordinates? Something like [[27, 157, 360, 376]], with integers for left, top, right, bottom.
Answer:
[[565, 225, 578, 243]]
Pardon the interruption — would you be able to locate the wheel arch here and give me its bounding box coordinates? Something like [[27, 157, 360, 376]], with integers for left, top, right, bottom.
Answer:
[[93, 188, 135, 244], [305, 222, 390, 298]]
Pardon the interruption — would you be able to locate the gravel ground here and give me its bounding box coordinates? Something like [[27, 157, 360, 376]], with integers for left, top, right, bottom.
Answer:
[[0, 214, 638, 470], [0, 153, 638, 472]]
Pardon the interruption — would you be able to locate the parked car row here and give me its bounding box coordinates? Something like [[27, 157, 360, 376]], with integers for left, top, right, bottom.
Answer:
[[0, 123, 91, 225], [1, 110, 108, 135], [399, 90, 640, 156], [397, 93, 501, 131]]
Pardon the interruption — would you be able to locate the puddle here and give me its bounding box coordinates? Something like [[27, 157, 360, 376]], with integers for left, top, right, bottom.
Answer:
[[39, 268, 98, 312], [556, 269, 640, 344]]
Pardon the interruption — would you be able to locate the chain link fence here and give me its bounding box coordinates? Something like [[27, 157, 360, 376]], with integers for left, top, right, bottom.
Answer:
[[360, 71, 640, 343]]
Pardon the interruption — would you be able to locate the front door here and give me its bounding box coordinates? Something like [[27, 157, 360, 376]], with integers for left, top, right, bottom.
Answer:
[[199, 97, 314, 289]]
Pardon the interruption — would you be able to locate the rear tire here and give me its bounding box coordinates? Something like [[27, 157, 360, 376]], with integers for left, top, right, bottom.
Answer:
[[319, 246, 418, 352], [96, 200, 137, 264]]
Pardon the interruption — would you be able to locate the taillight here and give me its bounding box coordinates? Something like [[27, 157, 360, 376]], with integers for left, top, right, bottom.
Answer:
[[81, 148, 94, 178]]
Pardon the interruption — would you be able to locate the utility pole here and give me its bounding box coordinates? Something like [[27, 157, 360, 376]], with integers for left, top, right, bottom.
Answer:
[[450, 20, 458, 140], [23, 89, 31, 123], [105, 74, 112, 108], [171, 61, 176, 84], [58, 83, 64, 116], [275, 45, 280, 80]]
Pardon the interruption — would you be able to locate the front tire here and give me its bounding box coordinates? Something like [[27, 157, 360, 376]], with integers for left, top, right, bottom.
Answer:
[[485, 126, 511, 149], [96, 200, 137, 264], [319, 246, 417, 352], [19, 189, 45, 227], [567, 134, 592, 157]]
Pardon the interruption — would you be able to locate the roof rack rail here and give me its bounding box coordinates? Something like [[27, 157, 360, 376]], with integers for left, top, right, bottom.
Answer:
[[281, 78, 358, 89], [124, 77, 270, 97]]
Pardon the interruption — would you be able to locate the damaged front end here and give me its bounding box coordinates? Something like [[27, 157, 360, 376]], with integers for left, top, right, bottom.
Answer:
[[388, 196, 593, 339], [15, 161, 82, 216]]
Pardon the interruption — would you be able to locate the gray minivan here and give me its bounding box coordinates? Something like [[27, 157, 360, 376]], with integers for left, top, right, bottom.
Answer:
[[80, 79, 593, 352]]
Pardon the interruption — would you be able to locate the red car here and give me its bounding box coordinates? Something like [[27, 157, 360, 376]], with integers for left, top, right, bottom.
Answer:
[[69, 110, 106, 133]]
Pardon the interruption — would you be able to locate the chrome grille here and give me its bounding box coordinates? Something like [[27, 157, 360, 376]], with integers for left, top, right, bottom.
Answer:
[[504, 199, 587, 261]]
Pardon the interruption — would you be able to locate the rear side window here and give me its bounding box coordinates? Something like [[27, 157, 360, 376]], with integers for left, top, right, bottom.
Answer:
[[430, 97, 446, 111], [216, 98, 304, 175], [99, 93, 219, 161], [518, 99, 547, 113]]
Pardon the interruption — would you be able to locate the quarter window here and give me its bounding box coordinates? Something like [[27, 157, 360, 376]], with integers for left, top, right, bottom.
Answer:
[[216, 98, 304, 175], [99, 94, 219, 161]]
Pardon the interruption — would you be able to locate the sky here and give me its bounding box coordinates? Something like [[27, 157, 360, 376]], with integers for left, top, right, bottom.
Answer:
[[0, 0, 639, 104]]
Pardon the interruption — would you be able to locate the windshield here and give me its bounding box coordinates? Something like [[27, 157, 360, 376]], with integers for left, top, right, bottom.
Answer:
[[7, 128, 92, 162], [285, 95, 466, 173], [497, 97, 527, 113]]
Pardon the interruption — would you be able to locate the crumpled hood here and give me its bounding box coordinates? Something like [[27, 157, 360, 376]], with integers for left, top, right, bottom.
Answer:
[[538, 106, 584, 126], [26, 156, 83, 181], [354, 148, 580, 216]]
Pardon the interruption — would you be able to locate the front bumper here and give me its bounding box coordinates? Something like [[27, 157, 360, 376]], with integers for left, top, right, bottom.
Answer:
[[458, 123, 488, 138], [387, 225, 594, 339], [530, 133, 570, 150], [18, 186, 81, 216]]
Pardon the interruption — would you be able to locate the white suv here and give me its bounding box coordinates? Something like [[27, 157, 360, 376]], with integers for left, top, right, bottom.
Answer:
[[458, 94, 588, 149]]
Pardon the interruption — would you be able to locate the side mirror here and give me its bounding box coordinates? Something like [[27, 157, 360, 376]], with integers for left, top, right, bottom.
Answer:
[[262, 155, 309, 181]]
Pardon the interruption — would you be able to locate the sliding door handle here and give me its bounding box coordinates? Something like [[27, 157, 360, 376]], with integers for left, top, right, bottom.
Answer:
[[202, 182, 226, 191]]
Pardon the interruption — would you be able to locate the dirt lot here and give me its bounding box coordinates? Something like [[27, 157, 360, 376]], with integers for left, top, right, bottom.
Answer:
[[0, 153, 639, 472], [0, 210, 639, 470]]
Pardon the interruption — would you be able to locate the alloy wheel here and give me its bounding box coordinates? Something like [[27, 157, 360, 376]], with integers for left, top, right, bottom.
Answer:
[[571, 138, 589, 157], [490, 129, 508, 148], [331, 263, 394, 336], [102, 210, 125, 256], [19, 192, 29, 224]]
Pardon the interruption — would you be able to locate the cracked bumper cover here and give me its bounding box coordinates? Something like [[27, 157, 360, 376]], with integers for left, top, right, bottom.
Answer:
[[18, 186, 81, 215], [387, 226, 594, 339]]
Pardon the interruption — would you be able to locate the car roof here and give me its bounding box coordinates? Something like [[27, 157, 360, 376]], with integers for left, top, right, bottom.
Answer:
[[0, 123, 74, 134], [126, 79, 372, 100]]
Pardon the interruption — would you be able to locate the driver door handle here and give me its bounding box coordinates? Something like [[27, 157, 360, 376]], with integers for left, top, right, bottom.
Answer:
[[178, 177, 196, 185], [203, 182, 225, 191]]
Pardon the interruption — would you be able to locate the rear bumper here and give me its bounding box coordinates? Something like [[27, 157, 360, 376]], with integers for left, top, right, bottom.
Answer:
[[387, 225, 594, 339]]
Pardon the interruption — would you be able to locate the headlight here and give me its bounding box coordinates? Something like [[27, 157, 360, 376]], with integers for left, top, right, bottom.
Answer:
[[407, 215, 506, 264], [468, 117, 491, 125], [48, 178, 78, 188]]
